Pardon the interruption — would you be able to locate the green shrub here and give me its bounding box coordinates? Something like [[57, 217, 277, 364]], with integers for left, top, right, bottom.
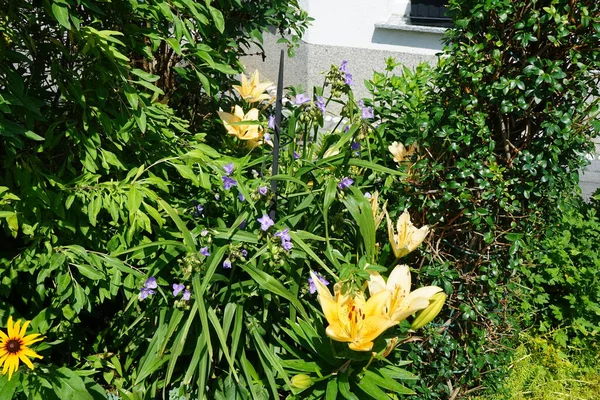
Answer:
[[367, 0, 600, 397], [518, 199, 600, 347]]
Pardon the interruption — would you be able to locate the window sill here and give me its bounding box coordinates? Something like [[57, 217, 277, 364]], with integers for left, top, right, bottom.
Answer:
[[375, 15, 447, 34]]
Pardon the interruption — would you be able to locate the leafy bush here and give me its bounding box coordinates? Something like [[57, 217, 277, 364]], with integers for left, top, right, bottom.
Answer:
[[517, 199, 600, 347], [366, 0, 600, 397]]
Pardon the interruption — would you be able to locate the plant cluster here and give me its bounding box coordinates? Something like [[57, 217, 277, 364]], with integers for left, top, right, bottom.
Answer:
[[1, 4, 449, 392]]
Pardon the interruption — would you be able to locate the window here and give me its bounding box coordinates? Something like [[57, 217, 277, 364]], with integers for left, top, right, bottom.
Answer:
[[410, 0, 451, 28]]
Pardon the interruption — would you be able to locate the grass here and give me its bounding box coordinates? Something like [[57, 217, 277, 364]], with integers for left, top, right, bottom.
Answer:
[[468, 334, 600, 400]]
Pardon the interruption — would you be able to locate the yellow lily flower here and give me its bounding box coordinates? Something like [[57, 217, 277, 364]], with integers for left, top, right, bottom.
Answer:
[[311, 272, 396, 352], [232, 70, 273, 103], [369, 191, 387, 230], [217, 106, 264, 148], [388, 141, 417, 164], [386, 210, 429, 259], [368, 264, 443, 323]]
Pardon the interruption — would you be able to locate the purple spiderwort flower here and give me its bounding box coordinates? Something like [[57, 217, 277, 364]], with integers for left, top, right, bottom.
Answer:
[[222, 176, 237, 190], [340, 60, 349, 74], [282, 241, 293, 251], [215, 194, 220, 200], [239, 219, 247, 229], [338, 177, 354, 190], [194, 204, 204, 216], [258, 186, 268, 196], [172, 283, 185, 297], [308, 273, 330, 294], [201, 229, 209, 237], [200, 247, 210, 257], [240, 249, 248, 257], [223, 259, 232, 269], [268, 115, 276, 129], [223, 162, 235, 176], [257, 214, 274, 231], [264, 133, 271, 142], [274, 228, 291, 242], [344, 125, 350, 133], [182, 290, 191, 301], [315, 96, 326, 115], [351, 141, 360, 151], [293, 151, 300, 160], [344, 73, 353, 86], [145, 277, 158, 289], [294, 93, 310, 105], [238, 192, 246, 202], [359, 100, 374, 119], [139, 287, 155, 300], [364, 192, 372, 199]]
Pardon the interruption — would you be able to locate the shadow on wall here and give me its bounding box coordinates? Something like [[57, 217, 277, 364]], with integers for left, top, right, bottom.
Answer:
[[371, 28, 443, 51]]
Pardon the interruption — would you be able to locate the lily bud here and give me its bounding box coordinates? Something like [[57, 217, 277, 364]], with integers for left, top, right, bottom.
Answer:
[[410, 292, 447, 330], [290, 374, 313, 389]]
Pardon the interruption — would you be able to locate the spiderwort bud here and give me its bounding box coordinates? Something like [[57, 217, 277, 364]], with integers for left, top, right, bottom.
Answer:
[[290, 374, 313, 389], [410, 292, 447, 330]]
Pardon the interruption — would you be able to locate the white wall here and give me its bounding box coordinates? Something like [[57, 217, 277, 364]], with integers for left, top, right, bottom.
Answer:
[[300, 0, 441, 55]]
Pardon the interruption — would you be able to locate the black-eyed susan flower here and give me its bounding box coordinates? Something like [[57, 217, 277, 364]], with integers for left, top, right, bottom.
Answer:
[[0, 316, 43, 380]]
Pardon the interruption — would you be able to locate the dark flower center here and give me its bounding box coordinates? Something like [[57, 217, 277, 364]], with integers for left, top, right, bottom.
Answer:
[[6, 339, 21, 353]]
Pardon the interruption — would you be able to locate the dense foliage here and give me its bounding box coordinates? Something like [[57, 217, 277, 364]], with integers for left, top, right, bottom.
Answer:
[[366, 0, 600, 397], [518, 198, 600, 348], [1, 0, 599, 399]]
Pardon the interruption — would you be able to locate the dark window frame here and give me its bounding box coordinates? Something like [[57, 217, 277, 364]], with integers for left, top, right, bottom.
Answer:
[[409, 0, 452, 28]]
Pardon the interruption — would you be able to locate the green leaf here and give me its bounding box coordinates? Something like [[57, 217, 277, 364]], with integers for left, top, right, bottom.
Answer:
[[209, 6, 225, 33], [240, 263, 308, 320], [0, 372, 19, 400], [325, 379, 338, 400], [72, 263, 105, 280], [156, 198, 197, 252], [362, 370, 415, 394], [51, 3, 71, 29], [52, 367, 94, 400], [338, 371, 359, 400]]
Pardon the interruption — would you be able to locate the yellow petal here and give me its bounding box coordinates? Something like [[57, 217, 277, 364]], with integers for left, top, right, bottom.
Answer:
[[349, 340, 374, 352], [18, 353, 34, 370], [319, 295, 339, 327], [355, 315, 396, 345], [391, 295, 433, 323], [386, 264, 411, 293], [7, 356, 17, 381], [18, 320, 30, 338], [21, 334, 43, 346], [2, 354, 12, 377], [21, 347, 42, 359], [7, 317, 15, 338], [0, 329, 8, 341], [13, 320, 21, 339], [364, 290, 390, 317], [367, 271, 386, 296], [385, 211, 400, 258], [388, 141, 407, 163], [325, 322, 352, 343], [408, 225, 429, 251], [243, 108, 259, 121]]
